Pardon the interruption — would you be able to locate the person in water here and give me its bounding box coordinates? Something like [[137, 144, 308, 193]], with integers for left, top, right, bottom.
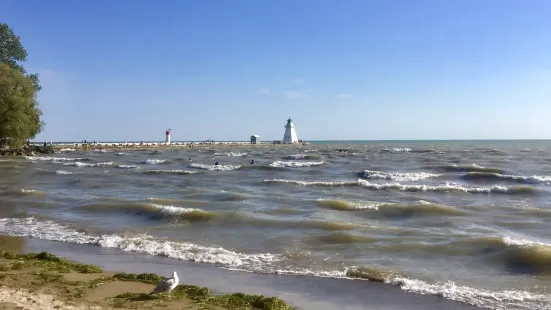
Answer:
[[215, 162, 219, 166], [188, 157, 192, 162], [250, 159, 256, 164]]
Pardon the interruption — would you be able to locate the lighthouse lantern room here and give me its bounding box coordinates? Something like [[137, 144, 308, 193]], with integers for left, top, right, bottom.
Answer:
[[165, 129, 171, 144], [282, 118, 298, 144]]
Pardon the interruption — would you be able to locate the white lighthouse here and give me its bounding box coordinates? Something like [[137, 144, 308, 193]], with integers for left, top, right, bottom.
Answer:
[[165, 129, 171, 144], [282, 118, 299, 144]]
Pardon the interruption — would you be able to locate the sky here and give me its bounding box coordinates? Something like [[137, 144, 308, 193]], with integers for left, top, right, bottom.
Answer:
[[2, 0, 551, 141]]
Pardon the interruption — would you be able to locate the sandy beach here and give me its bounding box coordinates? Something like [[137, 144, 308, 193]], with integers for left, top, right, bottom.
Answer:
[[0, 247, 292, 310]]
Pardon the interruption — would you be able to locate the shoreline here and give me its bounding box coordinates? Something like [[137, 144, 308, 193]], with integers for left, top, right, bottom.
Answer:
[[0, 247, 292, 310], [0, 237, 483, 310]]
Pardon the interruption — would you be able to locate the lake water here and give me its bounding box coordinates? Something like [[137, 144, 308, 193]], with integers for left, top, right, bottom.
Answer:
[[1, 140, 550, 310]]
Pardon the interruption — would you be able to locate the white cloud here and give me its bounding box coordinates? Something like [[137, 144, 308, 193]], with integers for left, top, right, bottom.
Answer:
[[258, 87, 271, 94], [336, 93, 353, 99], [282, 91, 308, 99]]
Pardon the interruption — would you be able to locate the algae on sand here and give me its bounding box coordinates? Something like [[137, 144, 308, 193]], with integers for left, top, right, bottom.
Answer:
[[0, 252, 294, 310]]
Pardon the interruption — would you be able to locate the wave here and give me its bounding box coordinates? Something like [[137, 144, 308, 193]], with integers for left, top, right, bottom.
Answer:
[[0, 217, 280, 268], [434, 164, 505, 174], [316, 199, 382, 211], [265, 179, 535, 194], [269, 161, 325, 168], [19, 189, 45, 195], [214, 152, 247, 157], [117, 164, 139, 169], [189, 163, 241, 171], [282, 154, 321, 160], [358, 170, 440, 181], [25, 156, 87, 162], [381, 148, 411, 153], [142, 159, 168, 164], [77, 203, 217, 222], [0, 217, 547, 309], [145, 169, 196, 175], [462, 172, 551, 185], [58, 148, 76, 152], [316, 199, 465, 216], [55, 170, 76, 175], [64, 161, 115, 168]]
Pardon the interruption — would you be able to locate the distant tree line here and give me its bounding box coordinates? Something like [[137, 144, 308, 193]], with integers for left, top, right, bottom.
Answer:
[[0, 23, 44, 148]]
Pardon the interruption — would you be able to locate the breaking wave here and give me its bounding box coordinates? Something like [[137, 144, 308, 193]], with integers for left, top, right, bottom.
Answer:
[[316, 199, 382, 211], [214, 152, 247, 157], [282, 154, 321, 160], [269, 161, 325, 168], [25, 156, 87, 162], [145, 169, 196, 175], [76, 203, 217, 222], [463, 172, 551, 185], [64, 161, 115, 168], [189, 163, 241, 171], [358, 170, 440, 181], [55, 170, 75, 175], [117, 164, 139, 169], [265, 179, 535, 194], [142, 159, 168, 164]]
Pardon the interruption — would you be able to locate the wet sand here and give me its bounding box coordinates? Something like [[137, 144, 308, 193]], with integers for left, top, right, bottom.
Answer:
[[6, 237, 482, 310]]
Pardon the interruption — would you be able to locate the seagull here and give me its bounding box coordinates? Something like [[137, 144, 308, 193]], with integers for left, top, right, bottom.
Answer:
[[150, 270, 179, 298]]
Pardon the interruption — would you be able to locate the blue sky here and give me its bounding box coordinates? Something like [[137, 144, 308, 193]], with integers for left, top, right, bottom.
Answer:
[[2, 0, 551, 141]]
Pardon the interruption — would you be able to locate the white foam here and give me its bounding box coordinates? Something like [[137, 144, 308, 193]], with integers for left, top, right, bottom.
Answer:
[[146, 169, 195, 174], [64, 161, 114, 168], [143, 159, 168, 164], [55, 170, 75, 175], [359, 170, 440, 181], [502, 236, 551, 248], [214, 152, 247, 157], [382, 148, 411, 153], [284, 154, 307, 160], [25, 156, 86, 162], [116, 152, 125, 156], [58, 148, 76, 152], [316, 198, 383, 210], [266, 179, 356, 186], [151, 204, 203, 216], [189, 163, 241, 171], [117, 165, 139, 169], [265, 179, 530, 194], [387, 277, 551, 310], [466, 172, 551, 185], [269, 161, 324, 168], [20, 189, 43, 194]]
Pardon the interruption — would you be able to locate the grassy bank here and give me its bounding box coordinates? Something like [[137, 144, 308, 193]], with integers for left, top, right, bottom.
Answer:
[[0, 250, 292, 310]]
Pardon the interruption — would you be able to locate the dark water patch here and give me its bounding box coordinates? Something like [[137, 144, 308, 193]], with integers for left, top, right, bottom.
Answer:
[[376, 202, 468, 218], [304, 232, 375, 245], [213, 191, 249, 202], [262, 207, 306, 215]]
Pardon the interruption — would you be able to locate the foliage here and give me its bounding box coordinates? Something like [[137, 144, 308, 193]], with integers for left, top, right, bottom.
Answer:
[[0, 250, 102, 273], [0, 23, 44, 147]]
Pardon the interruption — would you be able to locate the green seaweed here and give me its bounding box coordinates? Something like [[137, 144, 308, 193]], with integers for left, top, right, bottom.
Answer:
[[210, 293, 292, 310], [112, 272, 164, 285], [0, 252, 294, 310], [0, 250, 102, 273]]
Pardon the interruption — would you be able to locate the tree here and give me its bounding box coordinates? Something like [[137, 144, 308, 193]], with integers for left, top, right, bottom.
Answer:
[[0, 23, 43, 147]]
